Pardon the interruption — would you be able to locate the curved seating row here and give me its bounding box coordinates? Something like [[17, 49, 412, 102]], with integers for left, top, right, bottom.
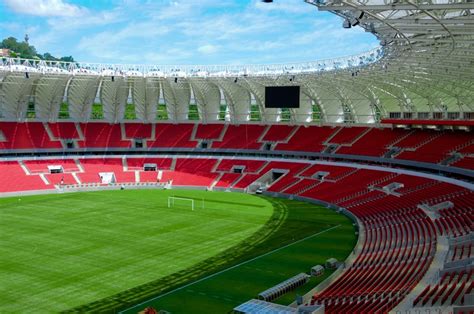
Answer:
[[0, 156, 472, 313], [0, 122, 473, 171]]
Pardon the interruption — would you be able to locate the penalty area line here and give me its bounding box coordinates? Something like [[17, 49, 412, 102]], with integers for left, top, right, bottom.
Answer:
[[119, 224, 341, 313]]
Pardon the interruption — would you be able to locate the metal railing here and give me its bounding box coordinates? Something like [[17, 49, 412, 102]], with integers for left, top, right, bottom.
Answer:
[[0, 47, 383, 77]]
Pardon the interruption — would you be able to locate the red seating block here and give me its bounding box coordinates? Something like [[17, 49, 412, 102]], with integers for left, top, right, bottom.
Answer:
[[166, 158, 219, 186], [0, 122, 62, 149], [212, 125, 265, 149], [148, 124, 197, 148], [397, 132, 473, 164], [275, 126, 336, 152], [328, 127, 367, 144], [215, 173, 242, 188], [216, 159, 266, 173], [23, 159, 79, 173], [0, 161, 49, 192], [78, 123, 130, 148], [195, 124, 225, 140], [48, 122, 80, 139], [46, 173, 77, 185], [261, 125, 295, 142], [124, 123, 153, 139], [393, 130, 438, 149], [337, 128, 409, 157], [451, 157, 474, 170], [77, 158, 134, 183], [126, 158, 172, 170]]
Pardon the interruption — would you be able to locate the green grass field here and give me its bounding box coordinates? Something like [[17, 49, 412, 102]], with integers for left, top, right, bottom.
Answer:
[[0, 190, 356, 313]]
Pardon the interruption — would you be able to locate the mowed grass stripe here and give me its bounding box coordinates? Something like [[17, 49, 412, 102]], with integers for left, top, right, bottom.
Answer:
[[1, 191, 355, 313], [115, 197, 355, 314], [125, 211, 355, 314], [121, 224, 341, 313], [0, 190, 273, 313]]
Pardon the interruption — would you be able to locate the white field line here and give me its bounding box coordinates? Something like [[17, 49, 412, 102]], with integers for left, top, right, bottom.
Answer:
[[120, 224, 341, 313]]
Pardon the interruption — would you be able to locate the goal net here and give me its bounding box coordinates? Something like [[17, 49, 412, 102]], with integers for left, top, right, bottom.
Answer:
[[168, 196, 195, 211]]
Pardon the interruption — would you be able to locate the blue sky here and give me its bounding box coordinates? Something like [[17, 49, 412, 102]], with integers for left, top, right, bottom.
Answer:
[[0, 0, 378, 65]]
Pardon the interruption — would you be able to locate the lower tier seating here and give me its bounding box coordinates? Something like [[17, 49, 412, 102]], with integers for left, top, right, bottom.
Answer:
[[0, 161, 50, 192], [412, 240, 473, 309], [23, 159, 80, 173], [0, 157, 472, 313]]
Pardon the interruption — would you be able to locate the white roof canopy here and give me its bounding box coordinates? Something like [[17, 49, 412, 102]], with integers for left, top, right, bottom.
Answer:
[[0, 1, 472, 124]]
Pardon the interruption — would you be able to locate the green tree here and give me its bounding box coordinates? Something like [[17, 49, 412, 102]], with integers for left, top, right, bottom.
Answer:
[[42, 52, 57, 61], [0, 37, 20, 50], [1, 36, 74, 62], [60, 56, 75, 62], [0, 37, 37, 58]]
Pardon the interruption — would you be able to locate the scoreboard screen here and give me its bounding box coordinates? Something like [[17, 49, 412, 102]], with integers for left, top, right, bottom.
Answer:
[[265, 86, 300, 108]]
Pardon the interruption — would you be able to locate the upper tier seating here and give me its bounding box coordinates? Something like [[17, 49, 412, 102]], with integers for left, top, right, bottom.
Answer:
[[212, 125, 265, 149], [194, 124, 225, 140], [327, 126, 368, 144], [78, 123, 130, 148], [452, 157, 474, 170], [275, 126, 336, 152], [148, 124, 197, 148], [0, 122, 473, 172], [124, 123, 153, 139], [391, 130, 439, 149], [458, 143, 474, 155], [337, 128, 410, 157], [0, 122, 62, 149], [261, 125, 295, 142], [397, 132, 474, 164], [48, 123, 80, 139]]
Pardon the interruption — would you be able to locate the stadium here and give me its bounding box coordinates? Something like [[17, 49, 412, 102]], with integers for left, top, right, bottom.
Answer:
[[0, 0, 473, 313]]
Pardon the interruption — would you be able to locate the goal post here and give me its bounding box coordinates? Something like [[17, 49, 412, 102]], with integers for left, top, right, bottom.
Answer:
[[167, 196, 195, 211]]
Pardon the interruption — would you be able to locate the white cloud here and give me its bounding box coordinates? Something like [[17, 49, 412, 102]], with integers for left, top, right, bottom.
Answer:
[[197, 44, 218, 54], [4, 0, 86, 17], [75, 22, 171, 62], [0, 0, 378, 65]]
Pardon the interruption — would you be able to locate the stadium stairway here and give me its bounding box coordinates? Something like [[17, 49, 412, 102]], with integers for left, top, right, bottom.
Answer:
[[325, 126, 370, 147], [258, 125, 298, 144], [275, 125, 337, 152], [401, 232, 473, 313], [192, 123, 227, 142]]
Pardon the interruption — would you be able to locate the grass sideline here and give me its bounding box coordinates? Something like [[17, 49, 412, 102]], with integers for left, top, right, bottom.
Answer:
[[0, 190, 356, 313]]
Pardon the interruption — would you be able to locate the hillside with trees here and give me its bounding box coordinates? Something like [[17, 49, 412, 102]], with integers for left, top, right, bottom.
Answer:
[[0, 36, 74, 62]]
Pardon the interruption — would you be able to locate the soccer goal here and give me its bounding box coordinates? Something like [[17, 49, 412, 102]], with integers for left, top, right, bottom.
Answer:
[[167, 196, 195, 211]]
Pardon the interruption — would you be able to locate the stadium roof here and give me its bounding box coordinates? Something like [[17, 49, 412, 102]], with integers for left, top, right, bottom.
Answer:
[[0, 0, 473, 124]]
